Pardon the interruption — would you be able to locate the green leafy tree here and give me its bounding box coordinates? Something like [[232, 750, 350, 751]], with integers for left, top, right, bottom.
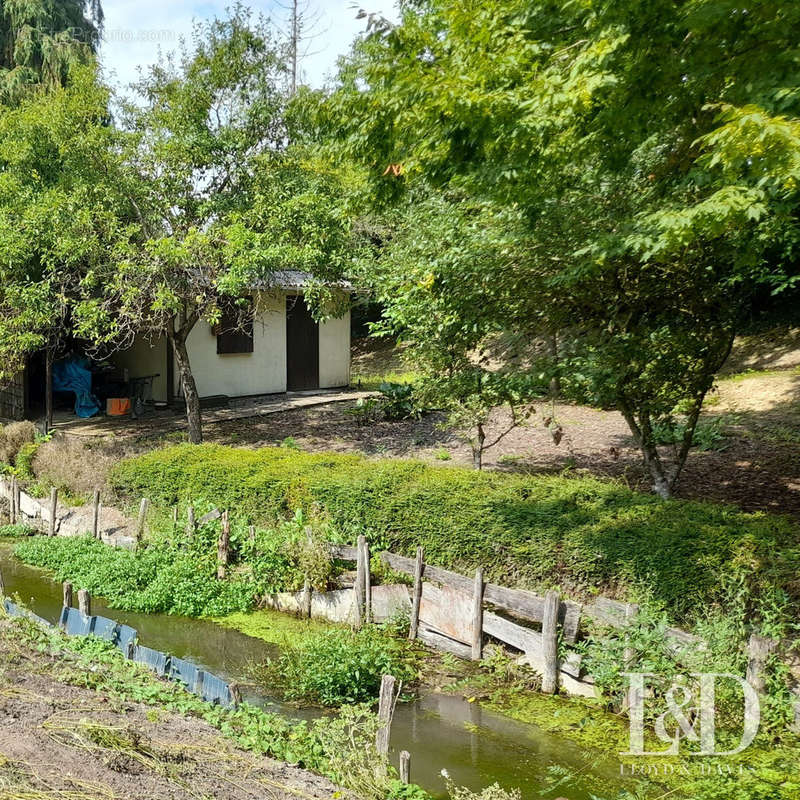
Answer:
[[0, 0, 102, 102], [0, 64, 128, 426], [321, 0, 800, 496], [363, 192, 540, 468], [78, 8, 355, 443]]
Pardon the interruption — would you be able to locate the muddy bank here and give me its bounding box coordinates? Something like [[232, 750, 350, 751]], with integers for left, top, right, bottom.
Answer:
[[0, 617, 343, 800]]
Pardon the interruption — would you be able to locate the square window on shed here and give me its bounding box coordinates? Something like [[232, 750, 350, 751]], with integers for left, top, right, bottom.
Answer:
[[215, 300, 254, 355]]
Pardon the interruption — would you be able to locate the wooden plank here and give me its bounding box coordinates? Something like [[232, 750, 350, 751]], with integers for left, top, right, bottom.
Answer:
[[362, 537, 372, 624], [197, 508, 221, 526], [217, 510, 230, 580], [418, 626, 473, 659], [136, 498, 149, 543], [354, 536, 365, 629], [419, 582, 473, 645], [380, 551, 581, 642], [375, 674, 396, 759], [62, 582, 73, 610], [48, 488, 58, 537], [483, 610, 543, 654], [92, 490, 101, 540], [399, 751, 411, 784], [330, 543, 359, 561], [746, 634, 778, 694], [78, 589, 91, 616]]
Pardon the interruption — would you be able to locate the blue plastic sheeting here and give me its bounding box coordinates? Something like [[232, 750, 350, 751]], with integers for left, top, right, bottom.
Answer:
[[52, 356, 101, 418], [169, 656, 200, 691], [199, 671, 232, 706], [90, 615, 119, 642], [116, 624, 138, 655], [8, 599, 234, 708], [4, 598, 50, 628], [59, 607, 93, 637], [133, 644, 170, 677]]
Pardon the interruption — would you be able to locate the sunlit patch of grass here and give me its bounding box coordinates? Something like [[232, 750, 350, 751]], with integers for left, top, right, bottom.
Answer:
[[350, 370, 420, 392]]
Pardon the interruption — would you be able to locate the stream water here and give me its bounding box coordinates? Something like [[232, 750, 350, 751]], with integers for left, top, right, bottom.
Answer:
[[0, 546, 626, 799]]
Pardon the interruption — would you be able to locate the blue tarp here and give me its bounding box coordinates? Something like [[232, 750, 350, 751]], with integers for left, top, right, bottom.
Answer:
[[52, 356, 100, 418]]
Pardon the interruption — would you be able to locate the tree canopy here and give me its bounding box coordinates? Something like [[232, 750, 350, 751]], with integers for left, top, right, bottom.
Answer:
[[319, 0, 800, 494], [0, 0, 103, 102]]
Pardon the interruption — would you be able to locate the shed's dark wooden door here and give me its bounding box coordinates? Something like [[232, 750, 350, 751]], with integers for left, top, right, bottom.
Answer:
[[286, 296, 320, 391]]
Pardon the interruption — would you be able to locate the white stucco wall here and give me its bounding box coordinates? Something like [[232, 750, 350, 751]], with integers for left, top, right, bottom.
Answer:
[[113, 337, 169, 404], [184, 292, 287, 398], [116, 290, 351, 402], [319, 310, 351, 388]]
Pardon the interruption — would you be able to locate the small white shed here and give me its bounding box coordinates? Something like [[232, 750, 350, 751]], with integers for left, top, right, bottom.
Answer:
[[113, 276, 351, 404]]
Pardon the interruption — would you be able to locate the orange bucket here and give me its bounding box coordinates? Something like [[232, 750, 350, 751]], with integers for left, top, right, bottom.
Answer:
[[106, 397, 132, 416]]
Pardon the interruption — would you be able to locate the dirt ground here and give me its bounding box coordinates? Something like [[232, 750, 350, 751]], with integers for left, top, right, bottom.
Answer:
[[205, 363, 800, 518], [0, 620, 341, 800]]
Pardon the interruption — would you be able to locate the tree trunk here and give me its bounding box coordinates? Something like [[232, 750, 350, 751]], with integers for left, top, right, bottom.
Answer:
[[618, 403, 673, 499], [170, 334, 203, 445], [472, 423, 486, 470], [548, 333, 561, 397], [45, 346, 54, 434]]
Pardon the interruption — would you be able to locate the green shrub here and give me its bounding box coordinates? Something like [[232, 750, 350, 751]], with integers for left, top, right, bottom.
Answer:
[[258, 625, 418, 706], [13, 536, 257, 617], [110, 444, 800, 627], [0, 523, 35, 537], [13, 441, 40, 480]]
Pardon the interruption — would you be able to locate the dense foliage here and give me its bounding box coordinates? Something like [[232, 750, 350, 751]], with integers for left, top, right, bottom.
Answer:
[[14, 535, 256, 616], [0, 0, 102, 102], [110, 444, 800, 626], [259, 624, 418, 706], [316, 0, 800, 495]]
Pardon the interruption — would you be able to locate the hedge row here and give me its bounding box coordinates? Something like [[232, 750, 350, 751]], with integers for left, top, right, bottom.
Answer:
[[111, 444, 800, 625]]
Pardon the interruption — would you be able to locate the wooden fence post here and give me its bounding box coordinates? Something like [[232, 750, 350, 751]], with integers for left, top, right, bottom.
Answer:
[[302, 527, 313, 619], [471, 567, 485, 661], [376, 674, 396, 760], [353, 535, 366, 629], [186, 506, 195, 539], [409, 546, 424, 641], [362, 537, 372, 625], [77, 589, 91, 616], [48, 488, 58, 537], [746, 634, 778, 694], [229, 681, 242, 707], [136, 498, 149, 544], [0, 567, 5, 597], [249, 524, 256, 544], [172, 505, 179, 524], [217, 510, 230, 580], [92, 490, 101, 540], [620, 602, 639, 712], [541, 590, 560, 694], [13, 479, 20, 525], [399, 751, 411, 784], [62, 582, 73, 609], [9, 475, 17, 525]]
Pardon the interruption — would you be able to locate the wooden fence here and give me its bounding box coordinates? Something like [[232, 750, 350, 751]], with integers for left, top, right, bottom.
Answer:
[[3, 483, 799, 718]]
